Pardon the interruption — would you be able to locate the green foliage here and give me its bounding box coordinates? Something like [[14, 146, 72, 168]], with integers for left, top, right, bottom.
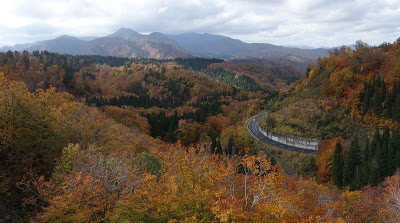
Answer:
[[352, 127, 400, 189], [174, 57, 224, 70], [225, 135, 236, 156], [300, 155, 317, 175], [216, 138, 223, 155], [31, 50, 171, 67], [332, 142, 344, 188], [359, 76, 400, 122], [343, 137, 360, 189], [265, 116, 276, 129], [135, 152, 161, 176], [205, 68, 261, 91]]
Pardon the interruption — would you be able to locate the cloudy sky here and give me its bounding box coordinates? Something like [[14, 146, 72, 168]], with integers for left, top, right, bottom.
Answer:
[[1, 0, 400, 48]]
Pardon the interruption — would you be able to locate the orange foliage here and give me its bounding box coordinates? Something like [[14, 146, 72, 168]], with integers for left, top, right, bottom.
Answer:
[[315, 137, 345, 182]]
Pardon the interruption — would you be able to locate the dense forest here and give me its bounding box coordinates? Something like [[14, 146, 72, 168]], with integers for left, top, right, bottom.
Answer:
[[1, 45, 400, 222]]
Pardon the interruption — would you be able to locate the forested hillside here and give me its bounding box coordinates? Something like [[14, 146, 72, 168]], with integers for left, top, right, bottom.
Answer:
[[263, 39, 400, 138], [1, 48, 400, 222], [262, 38, 400, 193], [232, 56, 314, 75]]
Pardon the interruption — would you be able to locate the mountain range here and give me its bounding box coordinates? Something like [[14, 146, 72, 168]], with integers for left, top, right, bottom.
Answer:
[[1, 28, 328, 60]]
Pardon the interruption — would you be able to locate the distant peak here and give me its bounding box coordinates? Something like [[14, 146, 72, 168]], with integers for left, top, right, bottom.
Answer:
[[149, 32, 163, 36], [116, 27, 137, 32], [110, 28, 141, 38], [56, 35, 77, 39]]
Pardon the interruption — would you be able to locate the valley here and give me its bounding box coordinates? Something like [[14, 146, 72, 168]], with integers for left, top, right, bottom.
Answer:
[[1, 38, 400, 222], [2, 0, 400, 221]]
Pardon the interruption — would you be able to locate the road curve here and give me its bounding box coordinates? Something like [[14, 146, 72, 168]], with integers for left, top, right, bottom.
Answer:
[[247, 112, 316, 154]]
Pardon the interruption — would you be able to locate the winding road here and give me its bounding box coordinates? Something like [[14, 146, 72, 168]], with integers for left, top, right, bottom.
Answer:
[[247, 112, 316, 154]]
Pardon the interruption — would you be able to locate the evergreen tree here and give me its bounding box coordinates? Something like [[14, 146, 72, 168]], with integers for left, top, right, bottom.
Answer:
[[384, 91, 393, 119], [343, 137, 359, 188], [233, 141, 240, 155], [216, 138, 223, 155], [360, 139, 370, 187], [392, 95, 400, 122], [380, 127, 390, 175], [363, 82, 370, 113], [167, 122, 177, 142], [332, 142, 344, 188], [369, 127, 381, 158], [373, 85, 382, 116], [210, 135, 217, 154], [226, 136, 234, 156], [387, 133, 397, 176], [393, 129, 400, 169], [370, 144, 382, 187]]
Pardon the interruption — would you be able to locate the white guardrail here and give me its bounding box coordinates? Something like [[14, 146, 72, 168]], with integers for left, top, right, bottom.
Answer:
[[257, 125, 321, 151]]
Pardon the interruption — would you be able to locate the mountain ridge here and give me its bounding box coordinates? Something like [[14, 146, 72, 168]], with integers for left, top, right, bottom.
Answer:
[[0, 28, 328, 60]]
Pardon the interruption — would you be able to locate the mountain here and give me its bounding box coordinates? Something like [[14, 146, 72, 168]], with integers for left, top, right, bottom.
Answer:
[[166, 33, 328, 59], [30, 35, 87, 55], [0, 29, 191, 59], [1, 35, 87, 55], [108, 28, 175, 44], [83, 36, 191, 59], [0, 28, 328, 61], [108, 27, 143, 38]]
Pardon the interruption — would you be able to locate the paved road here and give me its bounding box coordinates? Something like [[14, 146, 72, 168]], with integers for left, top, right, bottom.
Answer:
[[247, 112, 316, 154], [270, 153, 295, 175]]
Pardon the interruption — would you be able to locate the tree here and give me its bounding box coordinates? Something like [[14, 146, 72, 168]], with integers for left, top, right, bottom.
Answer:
[[226, 136, 235, 156], [315, 137, 344, 182], [332, 142, 344, 188], [360, 139, 370, 187], [343, 137, 360, 189], [36, 145, 143, 222], [210, 135, 217, 154], [370, 143, 382, 187], [216, 138, 223, 155]]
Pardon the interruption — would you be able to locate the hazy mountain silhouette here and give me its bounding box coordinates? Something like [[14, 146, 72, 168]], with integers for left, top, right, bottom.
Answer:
[[1, 28, 328, 60]]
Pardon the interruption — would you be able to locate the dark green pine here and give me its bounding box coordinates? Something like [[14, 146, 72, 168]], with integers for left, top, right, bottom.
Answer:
[[332, 142, 344, 188], [343, 137, 360, 187]]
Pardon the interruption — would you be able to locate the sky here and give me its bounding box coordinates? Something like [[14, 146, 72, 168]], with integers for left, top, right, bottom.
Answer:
[[1, 0, 400, 48]]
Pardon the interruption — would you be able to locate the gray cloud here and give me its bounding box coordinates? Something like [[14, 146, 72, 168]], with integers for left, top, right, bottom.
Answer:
[[1, 0, 399, 47]]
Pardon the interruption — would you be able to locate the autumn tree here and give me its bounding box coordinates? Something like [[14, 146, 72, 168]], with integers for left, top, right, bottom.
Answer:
[[315, 137, 344, 182]]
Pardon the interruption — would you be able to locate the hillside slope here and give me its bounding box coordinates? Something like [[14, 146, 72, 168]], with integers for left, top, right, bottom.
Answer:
[[83, 36, 191, 59], [261, 39, 400, 140]]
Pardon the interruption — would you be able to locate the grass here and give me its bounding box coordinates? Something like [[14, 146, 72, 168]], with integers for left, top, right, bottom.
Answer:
[[260, 97, 324, 138]]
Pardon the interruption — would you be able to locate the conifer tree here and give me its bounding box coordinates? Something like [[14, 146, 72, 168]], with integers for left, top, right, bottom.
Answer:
[[167, 122, 177, 142], [393, 129, 400, 169], [343, 137, 359, 188], [387, 133, 397, 176], [369, 127, 381, 158], [370, 144, 382, 187], [380, 127, 390, 174], [393, 96, 400, 122], [210, 135, 217, 154], [332, 142, 344, 188], [216, 138, 223, 155], [360, 139, 370, 187], [363, 84, 370, 113], [226, 136, 235, 156]]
